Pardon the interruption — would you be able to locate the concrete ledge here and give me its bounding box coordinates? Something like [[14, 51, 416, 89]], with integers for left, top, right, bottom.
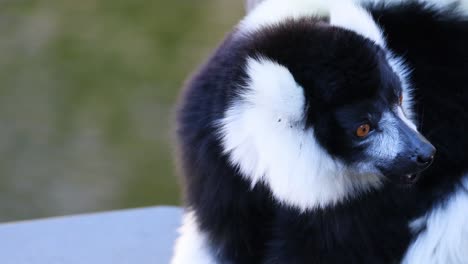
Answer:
[[0, 206, 182, 264]]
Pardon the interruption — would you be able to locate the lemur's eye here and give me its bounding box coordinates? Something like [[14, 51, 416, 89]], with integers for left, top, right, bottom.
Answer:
[[399, 94, 403, 105], [356, 124, 371, 138]]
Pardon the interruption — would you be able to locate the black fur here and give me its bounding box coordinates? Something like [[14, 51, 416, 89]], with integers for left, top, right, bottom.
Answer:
[[262, 188, 417, 264], [175, 2, 468, 263]]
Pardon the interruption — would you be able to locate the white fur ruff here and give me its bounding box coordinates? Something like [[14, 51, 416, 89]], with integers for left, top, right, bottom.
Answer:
[[171, 211, 217, 264], [403, 175, 468, 264]]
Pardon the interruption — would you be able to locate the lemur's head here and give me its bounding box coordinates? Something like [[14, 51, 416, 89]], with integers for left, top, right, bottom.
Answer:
[[218, 0, 435, 210]]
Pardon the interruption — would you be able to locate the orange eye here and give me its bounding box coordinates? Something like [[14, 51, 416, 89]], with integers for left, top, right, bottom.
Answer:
[[356, 124, 371, 138], [399, 94, 404, 105]]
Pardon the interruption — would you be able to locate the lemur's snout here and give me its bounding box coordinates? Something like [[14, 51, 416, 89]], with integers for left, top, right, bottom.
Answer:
[[391, 125, 436, 185], [410, 135, 436, 171], [413, 143, 436, 170], [400, 141, 435, 185]]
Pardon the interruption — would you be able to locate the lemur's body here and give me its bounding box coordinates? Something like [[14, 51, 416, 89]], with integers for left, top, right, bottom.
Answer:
[[172, 0, 468, 263]]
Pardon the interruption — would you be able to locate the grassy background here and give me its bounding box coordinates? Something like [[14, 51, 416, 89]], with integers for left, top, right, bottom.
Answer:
[[0, 0, 244, 222]]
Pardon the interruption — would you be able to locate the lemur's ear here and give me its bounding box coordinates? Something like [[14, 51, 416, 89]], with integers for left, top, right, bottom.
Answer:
[[246, 0, 265, 13]]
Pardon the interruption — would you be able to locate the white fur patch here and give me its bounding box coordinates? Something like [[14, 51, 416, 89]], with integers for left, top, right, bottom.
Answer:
[[461, 0, 468, 14], [403, 174, 468, 264], [386, 53, 416, 122], [217, 57, 382, 211], [239, 0, 386, 47], [360, 0, 468, 15], [397, 106, 418, 131], [171, 211, 217, 264], [239, 0, 329, 33], [329, 1, 386, 47]]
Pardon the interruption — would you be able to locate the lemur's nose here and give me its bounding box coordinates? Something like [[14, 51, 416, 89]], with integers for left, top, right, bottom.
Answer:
[[414, 144, 436, 169]]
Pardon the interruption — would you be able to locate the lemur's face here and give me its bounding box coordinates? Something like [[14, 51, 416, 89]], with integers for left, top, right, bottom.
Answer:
[[242, 21, 435, 185], [314, 76, 436, 185]]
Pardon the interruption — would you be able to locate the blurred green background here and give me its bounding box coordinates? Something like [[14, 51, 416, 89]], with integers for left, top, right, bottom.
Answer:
[[0, 0, 244, 222]]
